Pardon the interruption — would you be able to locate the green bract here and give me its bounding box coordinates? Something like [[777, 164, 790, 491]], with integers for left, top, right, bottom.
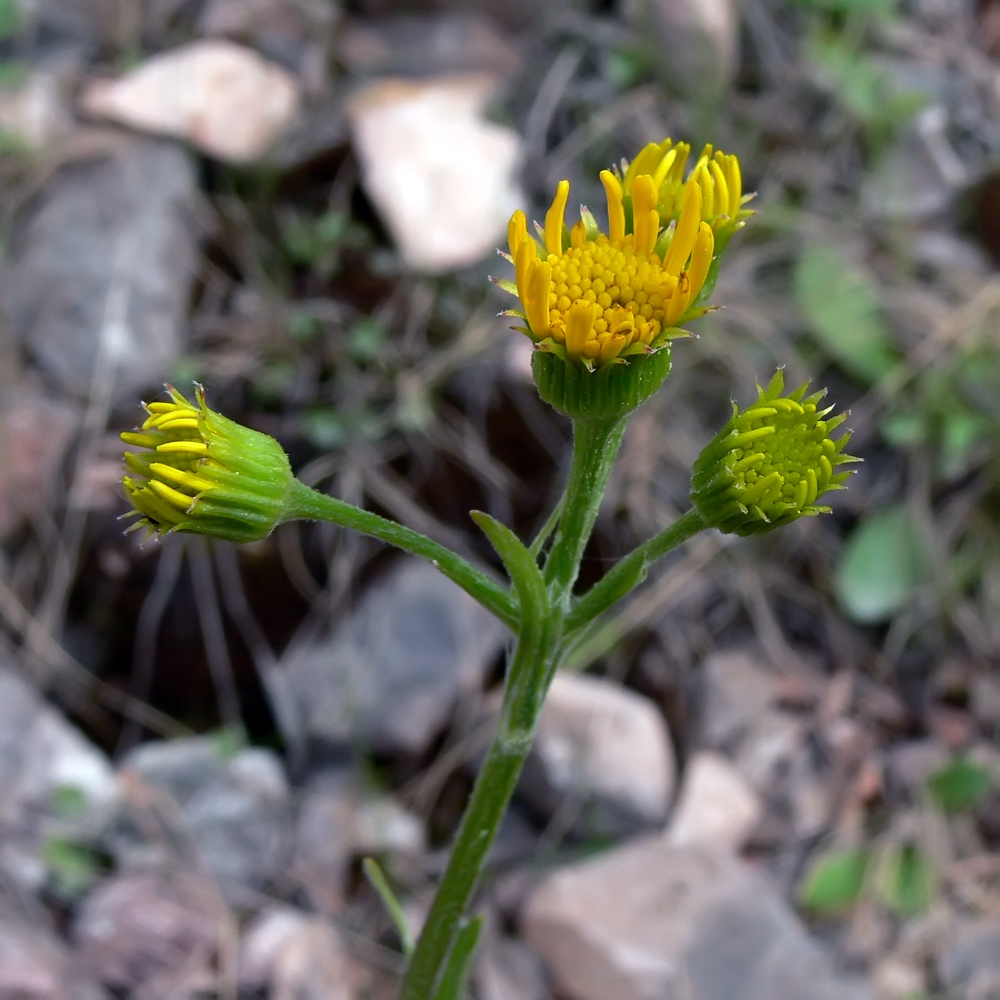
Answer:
[[691, 370, 858, 536], [531, 347, 673, 420]]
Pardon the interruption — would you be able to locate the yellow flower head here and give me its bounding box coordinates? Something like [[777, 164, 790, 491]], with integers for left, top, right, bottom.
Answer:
[[497, 138, 751, 371], [691, 371, 859, 536], [121, 385, 295, 543]]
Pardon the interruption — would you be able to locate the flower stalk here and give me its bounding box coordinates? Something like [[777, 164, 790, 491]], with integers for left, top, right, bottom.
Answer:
[[118, 137, 855, 1000]]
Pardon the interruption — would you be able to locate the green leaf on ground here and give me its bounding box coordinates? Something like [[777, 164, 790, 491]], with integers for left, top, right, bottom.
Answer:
[[873, 842, 937, 917], [794, 243, 897, 384], [928, 758, 992, 814], [835, 504, 925, 624], [799, 847, 869, 914]]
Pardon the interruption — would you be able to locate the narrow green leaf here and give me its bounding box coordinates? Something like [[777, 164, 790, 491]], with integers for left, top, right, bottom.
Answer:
[[470, 511, 547, 620], [363, 857, 414, 956], [798, 847, 869, 914], [795, 243, 897, 384], [431, 916, 483, 1000], [835, 504, 925, 624], [873, 842, 937, 917], [928, 758, 992, 814]]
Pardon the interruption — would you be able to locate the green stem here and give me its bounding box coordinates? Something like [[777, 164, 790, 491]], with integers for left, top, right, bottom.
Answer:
[[285, 480, 518, 631], [398, 627, 561, 1000], [543, 416, 628, 604], [564, 507, 705, 632], [527, 495, 564, 561]]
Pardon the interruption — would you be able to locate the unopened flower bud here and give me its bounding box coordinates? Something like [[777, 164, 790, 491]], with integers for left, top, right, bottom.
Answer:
[[121, 385, 294, 543], [691, 371, 858, 536]]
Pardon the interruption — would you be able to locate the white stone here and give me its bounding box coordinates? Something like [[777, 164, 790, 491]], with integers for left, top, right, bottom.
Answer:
[[346, 75, 522, 272], [667, 751, 761, 852], [523, 839, 873, 1000], [240, 906, 359, 1000], [79, 40, 301, 163], [531, 672, 675, 832]]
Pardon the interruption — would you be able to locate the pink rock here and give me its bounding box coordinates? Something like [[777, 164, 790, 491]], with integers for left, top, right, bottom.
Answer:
[[346, 75, 521, 272], [79, 41, 301, 163]]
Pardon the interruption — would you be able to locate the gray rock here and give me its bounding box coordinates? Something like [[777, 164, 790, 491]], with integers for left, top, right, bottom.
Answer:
[[884, 739, 950, 796], [293, 770, 424, 914], [523, 839, 872, 1000], [116, 736, 292, 905], [937, 920, 1000, 999], [519, 672, 676, 839], [0, 666, 118, 893], [199, 0, 339, 80], [700, 650, 778, 750], [335, 13, 520, 81], [475, 933, 549, 1000], [287, 559, 506, 753], [74, 871, 221, 994], [240, 906, 364, 1000], [5, 132, 200, 397], [622, 0, 739, 96]]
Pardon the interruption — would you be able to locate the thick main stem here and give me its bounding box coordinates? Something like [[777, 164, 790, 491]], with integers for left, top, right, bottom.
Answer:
[[398, 631, 560, 1000], [544, 416, 628, 604]]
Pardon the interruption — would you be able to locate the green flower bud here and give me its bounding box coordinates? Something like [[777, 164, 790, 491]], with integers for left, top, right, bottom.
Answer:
[[691, 371, 859, 536], [121, 385, 295, 543]]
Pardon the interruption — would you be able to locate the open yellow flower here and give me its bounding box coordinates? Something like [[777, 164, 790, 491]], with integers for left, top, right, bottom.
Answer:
[[497, 138, 751, 370]]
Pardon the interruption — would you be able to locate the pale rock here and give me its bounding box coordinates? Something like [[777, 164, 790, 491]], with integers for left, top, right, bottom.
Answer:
[[116, 737, 292, 905], [700, 649, 777, 749], [523, 839, 873, 1000], [74, 871, 221, 993], [474, 934, 549, 1000], [79, 41, 301, 163], [347, 75, 522, 272], [666, 751, 761, 852], [0, 904, 104, 1000], [871, 956, 926, 999], [520, 672, 675, 838], [293, 770, 425, 914], [240, 906, 363, 1000], [623, 0, 739, 93], [0, 667, 118, 894], [287, 558, 506, 754]]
